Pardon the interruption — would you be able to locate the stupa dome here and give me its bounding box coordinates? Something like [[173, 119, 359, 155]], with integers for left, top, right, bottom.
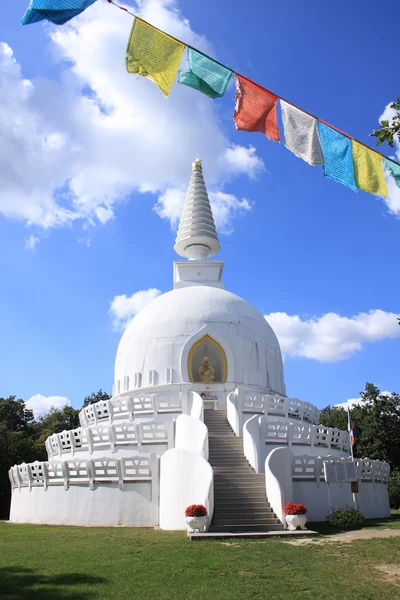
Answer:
[[114, 285, 285, 395]]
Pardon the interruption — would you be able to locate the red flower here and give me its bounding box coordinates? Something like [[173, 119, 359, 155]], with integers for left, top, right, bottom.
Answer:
[[185, 504, 208, 517], [284, 502, 307, 515]]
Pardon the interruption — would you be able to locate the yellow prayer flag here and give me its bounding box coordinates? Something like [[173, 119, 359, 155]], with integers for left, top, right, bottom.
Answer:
[[352, 141, 388, 198], [126, 18, 185, 97]]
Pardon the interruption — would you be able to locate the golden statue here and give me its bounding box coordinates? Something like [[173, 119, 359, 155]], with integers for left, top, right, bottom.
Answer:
[[198, 356, 215, 383]]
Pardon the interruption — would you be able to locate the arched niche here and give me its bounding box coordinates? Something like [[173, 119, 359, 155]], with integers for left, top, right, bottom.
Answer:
[[188, 335, 227, 383]]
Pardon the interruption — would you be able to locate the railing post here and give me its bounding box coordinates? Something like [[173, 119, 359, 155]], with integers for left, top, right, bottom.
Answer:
[[150, 453, 160, 526], [61, 461, 69, 491], [86, 460, 94, 490], [288, 422, 293, 449], [167, 420, 174, 449], [152, 393, 158, 416], [87, 428, 94, 455], [127, 396, 134, 422], [135, 423, 142, 453], [43, 462, 49, 491], [69, 431, 76, 457], [15, 466, 22, 492], [106, 400, 113, 424], [311, 425, 316, 450], [116, 458, 124, 490], [109, 425, 116, 453], [56, 433, 62, 457]]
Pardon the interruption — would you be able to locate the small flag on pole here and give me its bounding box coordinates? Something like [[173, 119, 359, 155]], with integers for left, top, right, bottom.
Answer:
[[347, 408, 357, 448]]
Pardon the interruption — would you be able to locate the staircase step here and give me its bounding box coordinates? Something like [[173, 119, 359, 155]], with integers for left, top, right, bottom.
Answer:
[[212, 515, 279, 527], [210, 524, 283, 532]]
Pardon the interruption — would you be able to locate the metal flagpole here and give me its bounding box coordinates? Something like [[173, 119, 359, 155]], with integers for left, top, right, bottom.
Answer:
[[348, 405, 360, 510]]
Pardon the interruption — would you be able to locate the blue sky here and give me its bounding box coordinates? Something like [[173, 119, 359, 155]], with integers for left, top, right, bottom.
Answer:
[[1, 0, 399, 415]]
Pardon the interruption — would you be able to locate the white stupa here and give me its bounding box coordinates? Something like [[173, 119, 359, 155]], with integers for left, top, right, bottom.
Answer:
[[9, 159, 390, 532]]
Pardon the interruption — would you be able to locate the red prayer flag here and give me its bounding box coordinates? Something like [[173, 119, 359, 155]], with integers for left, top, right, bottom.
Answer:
[[234, 75, 279, 141]]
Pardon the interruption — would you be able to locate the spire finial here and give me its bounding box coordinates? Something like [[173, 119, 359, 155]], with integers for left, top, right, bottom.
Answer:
[[193, 157, 202, 169], [174, 159, 220, 261]]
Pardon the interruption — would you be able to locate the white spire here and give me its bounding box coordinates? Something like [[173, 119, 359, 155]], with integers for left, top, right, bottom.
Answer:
[[174, 158, 220, 260]]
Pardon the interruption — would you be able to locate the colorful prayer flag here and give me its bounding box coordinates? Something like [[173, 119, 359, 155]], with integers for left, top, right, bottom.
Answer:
[[318, 123, 357, 191], [280, 101, 323, 166], [179, 48, 232, 99], [385, 158, 400, 189], [126, 18, 185, 98], [21, 0, 97, 26], [234, 75, 279, 141], [352, 141, 388, 198]]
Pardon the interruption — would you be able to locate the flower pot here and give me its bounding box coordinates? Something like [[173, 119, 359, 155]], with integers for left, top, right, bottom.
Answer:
[[186, 515, 208, 533], [285, 514, 307, 531]]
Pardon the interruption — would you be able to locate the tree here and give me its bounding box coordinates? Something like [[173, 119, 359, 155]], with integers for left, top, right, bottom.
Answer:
[[83, 389, 111, 407], [319, 405, 348, 431], [0, 397, 41, 518], [371, 97, 400, 148]]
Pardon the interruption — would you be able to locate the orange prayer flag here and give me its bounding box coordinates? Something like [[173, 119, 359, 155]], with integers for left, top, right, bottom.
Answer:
[[234, 75, 279, 141]]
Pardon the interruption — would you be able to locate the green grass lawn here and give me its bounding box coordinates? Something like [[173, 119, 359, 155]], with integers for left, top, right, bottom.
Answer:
[[1, 515, 400, 599]]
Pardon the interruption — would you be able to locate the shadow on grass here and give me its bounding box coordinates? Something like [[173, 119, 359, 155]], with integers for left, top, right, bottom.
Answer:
[[0, 566, 107, 599], [309, 512, 400, 535]]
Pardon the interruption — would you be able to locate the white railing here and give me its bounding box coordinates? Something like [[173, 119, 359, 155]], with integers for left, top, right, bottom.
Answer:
[[243, 415, 350, 471], [45, 420, 174, 459], [9, 454, 159, 491], [79, 391, 184, 427], [355, 458, 391, 483], [228, 387, 320, 435], [264, 419, 350, 452], [291, 454, 390, 484]]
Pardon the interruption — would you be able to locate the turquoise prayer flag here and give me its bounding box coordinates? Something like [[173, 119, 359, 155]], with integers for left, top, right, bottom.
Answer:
[[179, 48, 232, 99], [318, 122, 357, 192], [385, 158, 400, 189], [21, 0, 98, 26]]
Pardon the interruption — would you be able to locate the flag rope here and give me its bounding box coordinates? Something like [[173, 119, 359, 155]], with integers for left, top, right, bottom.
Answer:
[[110, 0, 399, 168]]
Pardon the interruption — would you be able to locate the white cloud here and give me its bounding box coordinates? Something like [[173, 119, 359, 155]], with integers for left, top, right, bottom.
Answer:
[[265, 309, 400, 362], [336, 391, 393, 410], [224, 145, 264, 179], [109, 288, 162, 330], [0, 1, 262, 234], [154, 188, 252, 233], [24, 235, 40, 250], [335, 398, 365, 410], [26, 394, 70, 417]]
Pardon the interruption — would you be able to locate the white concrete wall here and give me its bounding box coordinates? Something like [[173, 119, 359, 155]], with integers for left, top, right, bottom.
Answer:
[[175, 414, 209, 459], [292, 481, 390, 522], [265, 448, 293, 526], [159, 448, 213, 530], [9, 481, 158, 527]]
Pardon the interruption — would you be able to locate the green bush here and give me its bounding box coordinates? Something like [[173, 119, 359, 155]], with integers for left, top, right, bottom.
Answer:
[[389, 471, 400, 509], [326, 509, 366, 530]]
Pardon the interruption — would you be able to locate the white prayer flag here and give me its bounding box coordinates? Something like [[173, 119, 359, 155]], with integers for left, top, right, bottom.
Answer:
[[280, 100, 324, 166]]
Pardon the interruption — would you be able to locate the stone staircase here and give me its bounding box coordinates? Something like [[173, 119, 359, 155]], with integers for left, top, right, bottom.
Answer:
[[204, 409, 283, 533]]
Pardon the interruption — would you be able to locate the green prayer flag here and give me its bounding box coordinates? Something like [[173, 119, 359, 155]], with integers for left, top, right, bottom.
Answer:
[[179, 48, 232, 99]]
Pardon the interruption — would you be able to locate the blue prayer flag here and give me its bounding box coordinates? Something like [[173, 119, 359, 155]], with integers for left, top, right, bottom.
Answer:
[[318, 123, 357, 192], [179, 48, 232, 99], [21, 0, 98, 26]]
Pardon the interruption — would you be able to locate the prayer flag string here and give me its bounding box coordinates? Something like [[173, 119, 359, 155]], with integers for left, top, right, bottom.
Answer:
[[21, 0, 400, 200]]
